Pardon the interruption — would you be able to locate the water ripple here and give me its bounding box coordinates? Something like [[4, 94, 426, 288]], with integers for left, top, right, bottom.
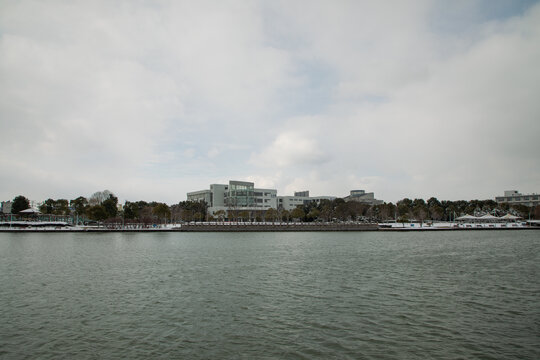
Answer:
[[0, 231, 539, 359]]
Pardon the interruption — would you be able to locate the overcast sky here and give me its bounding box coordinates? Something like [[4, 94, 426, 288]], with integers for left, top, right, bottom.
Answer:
[[1, 0, 539, 205]]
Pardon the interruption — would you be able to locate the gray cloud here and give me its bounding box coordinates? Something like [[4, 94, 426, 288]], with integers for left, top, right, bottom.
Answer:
[[1, 1, 539, 203]]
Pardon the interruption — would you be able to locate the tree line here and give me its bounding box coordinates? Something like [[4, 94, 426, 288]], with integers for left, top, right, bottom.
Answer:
[[4, 192, 539, 224], [6, 191, 204, 225]]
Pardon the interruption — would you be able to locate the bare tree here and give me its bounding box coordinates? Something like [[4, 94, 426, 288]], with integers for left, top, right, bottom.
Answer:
[[88, 190, 114, 205]]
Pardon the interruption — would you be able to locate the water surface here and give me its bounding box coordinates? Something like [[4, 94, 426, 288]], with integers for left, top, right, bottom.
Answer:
[[1, 231, 539, 359]]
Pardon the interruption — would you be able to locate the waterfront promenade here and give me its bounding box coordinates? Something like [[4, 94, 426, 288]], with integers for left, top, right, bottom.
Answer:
[[0, 221, 537, 232]]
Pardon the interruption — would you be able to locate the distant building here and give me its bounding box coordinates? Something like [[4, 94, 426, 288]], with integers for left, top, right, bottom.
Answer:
[[188, 181, 388, 218], [187, 180, 277, 218], [187, 181, 340, 218], [277, 191, 336, 211], [343, 190, 383, 205], [1, 201, 12, 214], [495, 190, 540, 207]]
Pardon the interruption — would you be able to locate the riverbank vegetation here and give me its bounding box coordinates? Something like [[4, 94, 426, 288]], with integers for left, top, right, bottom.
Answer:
[[3, 191, 539, 224]]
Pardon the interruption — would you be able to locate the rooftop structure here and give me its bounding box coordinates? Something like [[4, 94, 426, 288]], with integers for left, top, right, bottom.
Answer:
[[343, 190, 383, 205], [495, 190, 540, 207]]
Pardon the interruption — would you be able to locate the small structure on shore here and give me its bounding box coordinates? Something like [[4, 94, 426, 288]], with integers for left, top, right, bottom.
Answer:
[[455, 213, 522, 223]]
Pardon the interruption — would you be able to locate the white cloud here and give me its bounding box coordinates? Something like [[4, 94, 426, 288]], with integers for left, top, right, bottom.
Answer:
[[250, 128, 330, 168], [248, 1, 540, 202], [1, 0, 539, 204]]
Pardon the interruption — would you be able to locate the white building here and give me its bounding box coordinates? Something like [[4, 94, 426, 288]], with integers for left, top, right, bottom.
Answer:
[[343, 190, 383, 205], [186, 181, 341, 218], [496, 190, 540, 207], [188, 181, 388, 218], [187, 180, 277, 218], [277, 191, 336, 211]]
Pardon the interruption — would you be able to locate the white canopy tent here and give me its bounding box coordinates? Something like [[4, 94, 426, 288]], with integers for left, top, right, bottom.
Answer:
[[500, 213, 521, 220], [455, 214, 476, 221], [479, 214, 498, 221], [19, 208, 41, 215], [456, 213, 519, 223]]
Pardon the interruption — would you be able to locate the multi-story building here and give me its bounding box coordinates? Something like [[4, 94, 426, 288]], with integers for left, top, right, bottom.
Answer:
[[187, 181, 382, 218], [343, 190, 383, 205], [277, 191, 336, 211], [495, 190, 540, 207], [187, 180, 277, 218]]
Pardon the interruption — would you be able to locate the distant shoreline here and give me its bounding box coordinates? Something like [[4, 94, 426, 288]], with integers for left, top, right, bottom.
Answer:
[[0, 223, 538, 233]]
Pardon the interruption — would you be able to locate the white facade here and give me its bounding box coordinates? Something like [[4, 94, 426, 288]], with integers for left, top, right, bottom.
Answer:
[[187, 180, 277, 217], [496, 190, 540, 207], [343, 190, 383, 205], [187, 181, 342, 217], [277, 191, 336, 211]]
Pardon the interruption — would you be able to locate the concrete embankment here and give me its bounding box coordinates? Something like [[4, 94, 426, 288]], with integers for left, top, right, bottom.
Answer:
[[177, 223, 378, 232], [1, 224, 537, 232], [0, 223, 379, 232]]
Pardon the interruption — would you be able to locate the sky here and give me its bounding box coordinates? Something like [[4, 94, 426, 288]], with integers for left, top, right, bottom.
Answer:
[[1, 0, 539, 205]]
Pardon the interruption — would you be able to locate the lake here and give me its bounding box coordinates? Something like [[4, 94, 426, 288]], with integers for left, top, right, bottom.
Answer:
[[1, 231, 539, 359]]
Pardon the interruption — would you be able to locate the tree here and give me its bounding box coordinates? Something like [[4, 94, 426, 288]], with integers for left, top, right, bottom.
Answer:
[[306, 208, 320, 222], [319, 200, 334, 221], [397, 203, 410, 217], [123, 201, 139, 220], [102, 194, 118, 218], [38, 198, 69, 216], [264, 208, 278, 222], [397, 198, 413, 208], [55, 199, 70, 215], [70, 196, 88, 217], [88, 190, 114, 206], [290, 207, 305, 221], [238, 211, 250, 221], [398, 214, 409, 226], [511, 204, 530, 219], [176, 200, 208, 222], [427, 197, 441, 209], [87, 205, 107, 221], [430, 205, 444, 220], [193, 212, 203, 221], [412, 198, 426, 208], [281, 209, 290, 222], [39, 198, 56, 214], [11, 195, 30, 214], [413, 204, 427, 224], [152, 203, 171, 223]]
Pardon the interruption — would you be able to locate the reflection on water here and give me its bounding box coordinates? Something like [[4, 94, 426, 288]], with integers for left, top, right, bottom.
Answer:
[[1, 231, 539, 359]]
